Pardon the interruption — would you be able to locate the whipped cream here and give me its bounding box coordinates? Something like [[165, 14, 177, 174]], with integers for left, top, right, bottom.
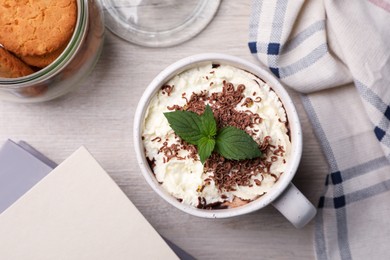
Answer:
[[142, 63, 291, 208]]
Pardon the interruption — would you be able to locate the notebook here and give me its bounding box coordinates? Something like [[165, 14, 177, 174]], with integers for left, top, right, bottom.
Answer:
[[0, 146, 179, 260], [0, 140, 54, 214]]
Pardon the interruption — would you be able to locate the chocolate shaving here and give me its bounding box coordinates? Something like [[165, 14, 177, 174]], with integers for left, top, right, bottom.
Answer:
[[161, 84, 174, 96], [160, 143, 186, 162], [181, 92, 189, 103], [241, 97, 254, 108], [146, 157, 156, 169], [151, 137, 162, 142], [167, 104, 182, 111], [270, 173, 279, 181], [197, 197, 207, 209], [273, 145, 285, 156]]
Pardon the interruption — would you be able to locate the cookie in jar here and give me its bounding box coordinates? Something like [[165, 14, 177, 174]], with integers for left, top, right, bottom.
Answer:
[[0, 0, 104, 102]]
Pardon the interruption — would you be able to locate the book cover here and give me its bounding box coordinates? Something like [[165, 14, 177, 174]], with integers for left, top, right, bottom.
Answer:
[[0, 146, 178, 260]]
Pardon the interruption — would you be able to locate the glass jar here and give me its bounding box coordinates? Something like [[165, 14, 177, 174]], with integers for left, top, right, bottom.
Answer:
[[0, 0, 104, 103], [101, 0, 220, 47]]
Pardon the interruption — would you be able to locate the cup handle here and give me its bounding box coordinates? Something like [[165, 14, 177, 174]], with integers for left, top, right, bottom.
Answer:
[[271, 183, 317, 228]]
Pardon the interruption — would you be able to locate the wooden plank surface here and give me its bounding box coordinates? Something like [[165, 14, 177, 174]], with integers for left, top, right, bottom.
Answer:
[[0, 1, 329, 259]]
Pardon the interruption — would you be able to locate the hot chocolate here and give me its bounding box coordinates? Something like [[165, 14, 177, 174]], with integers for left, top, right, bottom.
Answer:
[[142, 63, 291, 209]]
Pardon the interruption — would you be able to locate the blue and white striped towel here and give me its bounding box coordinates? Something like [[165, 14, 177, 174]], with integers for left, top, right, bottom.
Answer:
[[249, 1, 390, 259]]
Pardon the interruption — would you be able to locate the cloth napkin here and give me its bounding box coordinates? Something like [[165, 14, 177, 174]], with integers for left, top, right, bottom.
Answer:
[[249, 1, 390, 259]]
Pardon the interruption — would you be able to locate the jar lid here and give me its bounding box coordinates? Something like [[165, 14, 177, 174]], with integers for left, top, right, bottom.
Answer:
[[100, 0, 221, 47]]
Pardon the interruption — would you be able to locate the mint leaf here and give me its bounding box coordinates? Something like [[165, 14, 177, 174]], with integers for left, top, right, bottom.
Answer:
[[215, 126, 262, 160], [198, 136, 215, 164], [164, 110, 204, 145], [199, 105, 217, 137]]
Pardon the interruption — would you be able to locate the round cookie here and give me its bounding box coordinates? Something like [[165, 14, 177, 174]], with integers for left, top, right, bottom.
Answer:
[[20, 42, 68, 68], [0, 47, 34, 78], [0, 0, 77, 56]]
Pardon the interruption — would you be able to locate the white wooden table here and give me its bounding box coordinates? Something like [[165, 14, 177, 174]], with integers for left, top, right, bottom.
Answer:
[[0, 2, 329, 259]]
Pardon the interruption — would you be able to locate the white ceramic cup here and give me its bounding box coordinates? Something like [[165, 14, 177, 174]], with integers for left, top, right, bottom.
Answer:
[[133, 53, 317, 228]]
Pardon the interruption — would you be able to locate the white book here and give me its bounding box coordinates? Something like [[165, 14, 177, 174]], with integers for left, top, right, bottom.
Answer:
[[0, 146, 178, 260]]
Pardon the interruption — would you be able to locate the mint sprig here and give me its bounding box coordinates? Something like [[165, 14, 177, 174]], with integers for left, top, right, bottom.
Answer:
[[164, 105, 262, 164]]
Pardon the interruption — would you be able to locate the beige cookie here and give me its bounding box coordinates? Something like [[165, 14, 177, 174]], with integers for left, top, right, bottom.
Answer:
[[0, 0, 77, 56], [0, 47, 34, 78], [20, 42, 68, 68]]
